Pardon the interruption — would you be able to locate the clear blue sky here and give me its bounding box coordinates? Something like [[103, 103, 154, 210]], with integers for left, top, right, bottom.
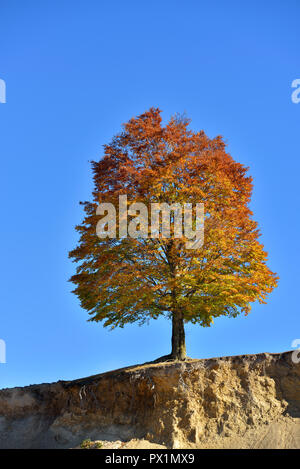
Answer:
[[0, 0, 299, 388]]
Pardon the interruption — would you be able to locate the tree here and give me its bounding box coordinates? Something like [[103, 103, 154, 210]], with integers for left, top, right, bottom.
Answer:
[[69, 108, 278, 360]]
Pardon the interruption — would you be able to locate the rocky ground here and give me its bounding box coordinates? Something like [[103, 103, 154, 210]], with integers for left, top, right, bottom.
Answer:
[[0, 351, 299, 449]]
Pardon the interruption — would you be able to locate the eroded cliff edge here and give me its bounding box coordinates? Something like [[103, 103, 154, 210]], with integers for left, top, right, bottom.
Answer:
[[0, 351, 299, 449]]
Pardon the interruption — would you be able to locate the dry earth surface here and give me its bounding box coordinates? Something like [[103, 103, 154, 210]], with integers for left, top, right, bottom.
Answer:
[[0, 351, 299, 449]]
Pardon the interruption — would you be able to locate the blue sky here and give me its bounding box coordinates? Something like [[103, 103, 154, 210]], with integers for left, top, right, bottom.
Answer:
[[0, 0, 299, 388]]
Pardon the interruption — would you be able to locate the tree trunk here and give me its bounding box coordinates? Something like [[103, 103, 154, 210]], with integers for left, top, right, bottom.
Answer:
[[171, 310, 186, 360]]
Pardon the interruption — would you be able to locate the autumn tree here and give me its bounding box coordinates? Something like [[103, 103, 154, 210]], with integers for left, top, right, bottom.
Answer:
[[69, 108, 278, 360]]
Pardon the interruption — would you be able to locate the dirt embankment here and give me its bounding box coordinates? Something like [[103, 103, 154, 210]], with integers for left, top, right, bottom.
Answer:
[[0, 351, 299, 449]]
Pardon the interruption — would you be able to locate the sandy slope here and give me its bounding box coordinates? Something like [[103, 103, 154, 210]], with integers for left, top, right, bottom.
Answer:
[[0, 351, 299, 449]]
